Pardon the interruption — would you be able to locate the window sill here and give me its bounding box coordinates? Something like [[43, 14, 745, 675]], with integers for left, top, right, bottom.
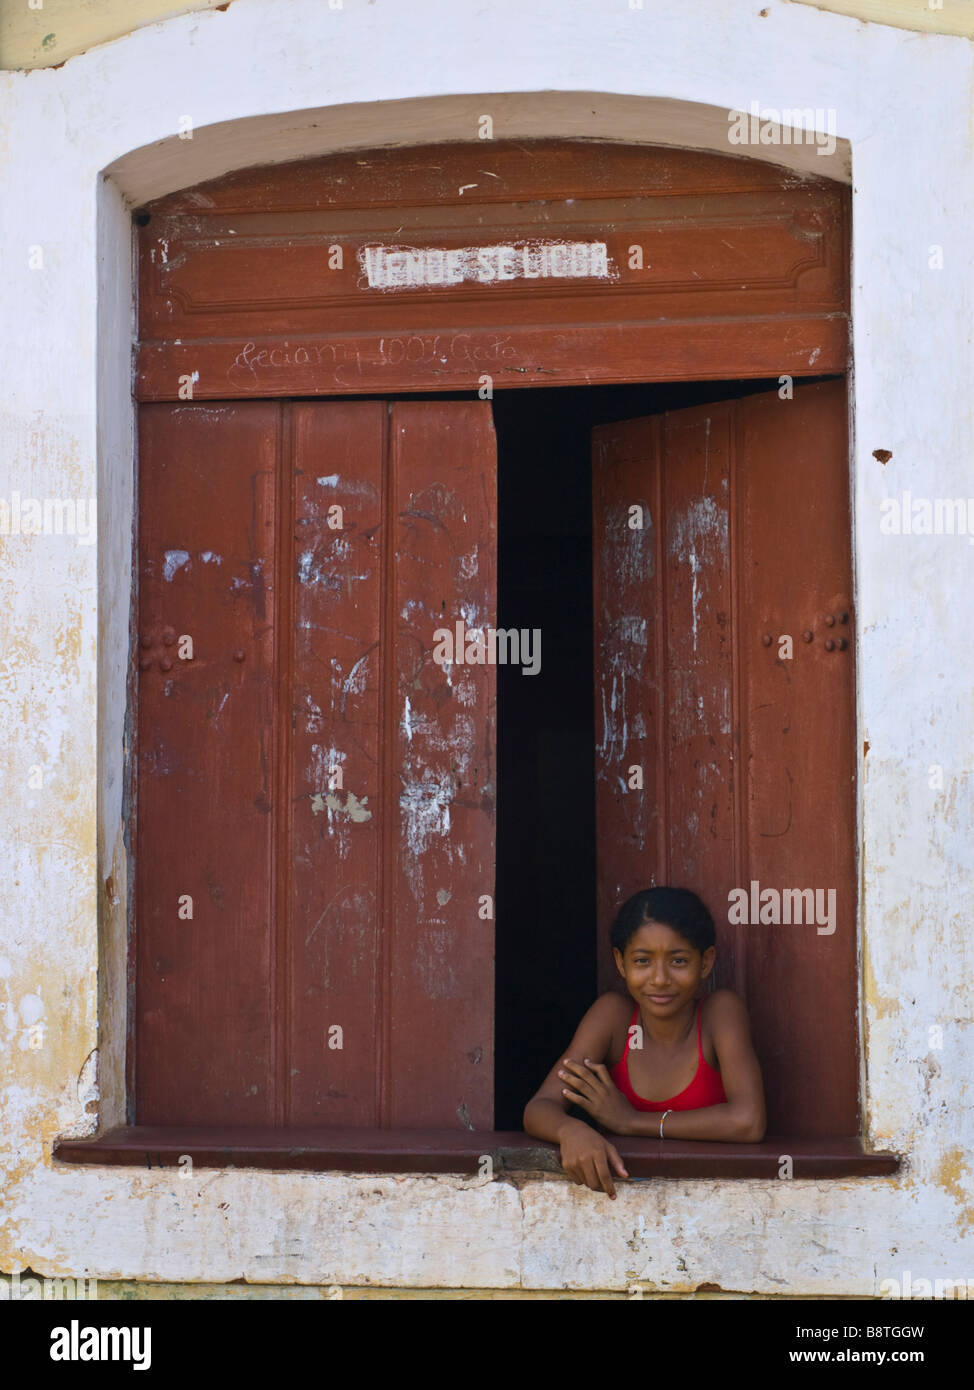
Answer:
[[54, 1127, 901, 1179]]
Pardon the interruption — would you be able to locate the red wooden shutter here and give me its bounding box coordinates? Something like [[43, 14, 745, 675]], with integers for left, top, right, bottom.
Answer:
[[592, 381, 857, 1136], [386, 404, 497, 1128], [288, 402, 386, 1126], [136, 399, 496, 1128], [137, 402, 280, 1124]]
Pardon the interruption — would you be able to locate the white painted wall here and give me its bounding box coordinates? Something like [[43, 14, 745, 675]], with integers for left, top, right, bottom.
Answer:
[[1, 0, 973, 1293], [7, 0, 972, 73], [6, 0, 972, 73]]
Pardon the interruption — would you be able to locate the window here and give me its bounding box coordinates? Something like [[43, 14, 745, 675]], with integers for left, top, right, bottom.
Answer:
[[57, 140, 897, 1177]]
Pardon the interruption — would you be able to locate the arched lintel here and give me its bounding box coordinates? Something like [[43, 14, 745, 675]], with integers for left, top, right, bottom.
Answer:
[[104, 90, 851, 209]]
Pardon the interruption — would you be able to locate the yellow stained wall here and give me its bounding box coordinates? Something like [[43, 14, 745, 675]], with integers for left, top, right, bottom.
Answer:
[[0, 0, 228, 70], [1, 0, 971, 70]]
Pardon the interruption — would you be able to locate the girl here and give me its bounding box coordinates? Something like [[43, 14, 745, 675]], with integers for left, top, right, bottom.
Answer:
[[522, 886, 766, 1198]]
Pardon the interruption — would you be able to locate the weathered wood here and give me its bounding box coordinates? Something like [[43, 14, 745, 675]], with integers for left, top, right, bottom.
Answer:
[[386, 402, 497, 1128], [288, 403, 386, 1125], [136, 403, 280, 1124], [135, 401, 497, 1128], [135, 140, 849, 399], [132, 140, 856, 1144], [55, 1128, 900, 1178], [592, 382, 857, 1137], [735, 380, 857, 1136]]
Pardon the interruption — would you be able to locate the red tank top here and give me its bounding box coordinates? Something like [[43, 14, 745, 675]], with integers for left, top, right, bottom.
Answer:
[[610, 999, 727, 1112]]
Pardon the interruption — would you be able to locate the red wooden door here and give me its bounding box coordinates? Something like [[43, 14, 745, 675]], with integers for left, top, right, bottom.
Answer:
[[136, 399, 496, 1128], [592, 380, 857, 1136]]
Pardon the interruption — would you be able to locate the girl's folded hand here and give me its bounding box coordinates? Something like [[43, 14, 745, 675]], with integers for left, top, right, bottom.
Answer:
[[558, 1057, 637, 1136], [557, 1118, 628, 1198]]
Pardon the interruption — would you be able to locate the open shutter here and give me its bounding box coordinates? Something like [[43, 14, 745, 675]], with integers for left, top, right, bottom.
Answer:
[[136, 399, 496, 1128], [592, 381, 857, 1136]]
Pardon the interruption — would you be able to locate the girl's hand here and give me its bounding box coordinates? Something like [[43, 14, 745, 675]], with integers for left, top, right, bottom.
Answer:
[[557, 1118, 628, 1198], [558, 1057, 637, 1136]]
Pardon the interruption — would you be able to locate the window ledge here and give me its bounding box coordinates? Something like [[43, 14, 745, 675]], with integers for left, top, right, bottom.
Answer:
[[54, 1127, 901, 1179]]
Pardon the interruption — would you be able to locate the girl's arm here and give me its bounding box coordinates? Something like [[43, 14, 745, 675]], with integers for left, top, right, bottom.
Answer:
[[523, 992, 631, 1197], [623, 990, 766, 1142]]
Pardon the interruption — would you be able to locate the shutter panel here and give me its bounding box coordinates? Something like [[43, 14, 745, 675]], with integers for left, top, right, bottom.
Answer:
[[735, 381, 857, 1136], [591, 415, 666, 988], [592, 381, 856, 1136], [288, 403, 386, 1125], [136, 399, 496, 1128], [137, 402, 280, 1123], [387, 403, 497, 1128]]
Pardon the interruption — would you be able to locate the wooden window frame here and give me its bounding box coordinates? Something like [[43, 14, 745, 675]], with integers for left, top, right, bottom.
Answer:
[[56, 1129, 898, 1178], [55, 141, 902, 1178]]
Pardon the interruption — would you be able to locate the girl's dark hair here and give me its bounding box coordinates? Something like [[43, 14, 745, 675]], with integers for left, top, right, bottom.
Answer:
[[610, 886, 716, 956]]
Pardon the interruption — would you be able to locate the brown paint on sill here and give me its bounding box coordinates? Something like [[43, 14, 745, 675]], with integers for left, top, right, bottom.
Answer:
[[55, 1127, 901, 1179]]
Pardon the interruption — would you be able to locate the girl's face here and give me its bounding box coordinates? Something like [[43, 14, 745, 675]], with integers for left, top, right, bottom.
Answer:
[[613, 918, 715, 1015]]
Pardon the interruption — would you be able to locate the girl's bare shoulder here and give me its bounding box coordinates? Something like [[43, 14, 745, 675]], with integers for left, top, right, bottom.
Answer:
[[702, 988, 754, 1035], [592, 988, 634, 1025], [591, 989, 633, 1066], [562, 989, 632, 1066]]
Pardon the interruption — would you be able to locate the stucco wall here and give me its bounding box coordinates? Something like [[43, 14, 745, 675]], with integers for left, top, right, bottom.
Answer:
[[1, 0, 973, 1294], [3, 0, 972, 71]]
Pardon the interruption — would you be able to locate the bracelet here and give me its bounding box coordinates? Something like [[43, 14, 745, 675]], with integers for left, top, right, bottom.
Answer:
[[659, 1109, 672, 1139]]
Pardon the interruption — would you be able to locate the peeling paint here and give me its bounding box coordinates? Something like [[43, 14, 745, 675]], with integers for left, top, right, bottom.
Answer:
[[162, 549, 191, 581], [668, 495, 724, 657], [400, 775, 453, 856], [935, 1149, 973, 1230], [310, 788, 371, 824]]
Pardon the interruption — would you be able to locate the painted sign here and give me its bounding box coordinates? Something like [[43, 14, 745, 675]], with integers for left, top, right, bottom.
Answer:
[[359, 240, 614, 289]]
